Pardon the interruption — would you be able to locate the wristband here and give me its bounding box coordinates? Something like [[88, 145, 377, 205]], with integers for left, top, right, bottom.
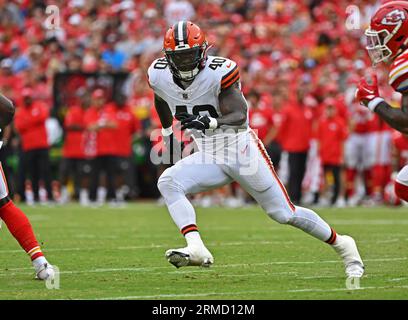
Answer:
[[208, 117, 218, 129], [161, 126, 173, 136], [367, 97, 385, 112]]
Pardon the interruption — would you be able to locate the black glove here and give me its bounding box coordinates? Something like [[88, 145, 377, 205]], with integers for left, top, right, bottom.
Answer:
[[175, 112, 214, 131]]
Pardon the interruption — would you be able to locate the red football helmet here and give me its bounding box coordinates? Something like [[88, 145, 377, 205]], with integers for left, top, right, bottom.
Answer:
[[163, 21, 209, 81], [366, 1, 408, 65]]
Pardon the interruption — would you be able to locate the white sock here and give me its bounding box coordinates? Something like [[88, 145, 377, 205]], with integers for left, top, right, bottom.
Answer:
[[289, 206, 333, 242], [32, 256, 48, 270], [185, 231, 204, 248], [167, 197, 197, 230], [331, 234, 343, 246]]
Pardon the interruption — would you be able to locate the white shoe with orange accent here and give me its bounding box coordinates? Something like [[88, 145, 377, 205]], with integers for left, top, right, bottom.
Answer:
[[35, 262, 55, 280], [332, 235, 365, 278], [165, 245, 214, 268]]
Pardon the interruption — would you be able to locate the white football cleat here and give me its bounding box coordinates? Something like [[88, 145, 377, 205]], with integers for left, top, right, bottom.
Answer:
[[35, 263, 55, 281], [332, 235, 365, 278], [165, 245, 214, 268]]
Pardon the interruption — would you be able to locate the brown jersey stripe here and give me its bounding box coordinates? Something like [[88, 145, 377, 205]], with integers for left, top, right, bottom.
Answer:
[[181, 224, 198, 235], [182, 227, 198, 236], [325, 228, 337, 245], [222, 74, 240, 89], [221, 65, 238, 83], [250, 130, 296, 212]]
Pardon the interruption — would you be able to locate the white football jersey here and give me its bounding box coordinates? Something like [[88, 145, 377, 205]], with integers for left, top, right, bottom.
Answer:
[[147, 55, 249, 139]]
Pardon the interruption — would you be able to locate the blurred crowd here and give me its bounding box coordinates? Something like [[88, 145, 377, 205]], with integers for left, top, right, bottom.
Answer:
[[0, 0, 407, 207]]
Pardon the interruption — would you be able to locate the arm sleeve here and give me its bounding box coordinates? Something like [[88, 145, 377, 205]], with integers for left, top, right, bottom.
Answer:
[[220, 62, 240, 91], [389, 58, 408, 93]]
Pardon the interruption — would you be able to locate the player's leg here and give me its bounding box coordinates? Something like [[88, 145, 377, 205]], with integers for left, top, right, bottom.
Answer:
[[88, 157, 101, 204], [157, 151, 232, 268], [58, 158, 71, 204], [287, 152, 307, 204], [79, 160, 92, 206], [331, 165, 341, 205], [38, 148, 54, 201], [362, 132, 377, 199], [233, 134, 364, 278], [72, 159, 84, 200], [344, 135, 359, 204], [28, 150, 40, 202], [105, 156, 118, 203], [116, 156, 135, 202], [0, 163, 54, 280], [395, 165, 408, 201]]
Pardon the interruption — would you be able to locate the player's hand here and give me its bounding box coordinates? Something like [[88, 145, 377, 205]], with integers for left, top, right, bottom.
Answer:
[[355, 72, 385, 112], [176, 112, 216, 131], [355, 73, 380, 106]]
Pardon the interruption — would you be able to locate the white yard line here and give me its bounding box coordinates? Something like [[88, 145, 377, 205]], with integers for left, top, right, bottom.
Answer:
[[389, 277, 408, 282], [0, 236, 405, 255], [98, 285, 408, 300], [1, 257, 406, 276], [0, 240, 294, 254]]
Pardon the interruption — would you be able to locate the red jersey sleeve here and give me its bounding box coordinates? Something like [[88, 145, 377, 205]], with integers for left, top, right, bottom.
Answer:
[[389, 50, 408, 93]]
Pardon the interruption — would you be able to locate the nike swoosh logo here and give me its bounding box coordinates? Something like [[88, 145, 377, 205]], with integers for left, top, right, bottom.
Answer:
[[241, 145, 248, 154], [226, 62, 232, 68]]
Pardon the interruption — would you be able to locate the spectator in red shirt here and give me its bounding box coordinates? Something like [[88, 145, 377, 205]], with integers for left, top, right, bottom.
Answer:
[[269, 92, 286, 168], [317, 98, 348, 206], [85, 89, 118, 205], [113, 94, 140, 201], [59, 96, 89, 204], [279, 88, 313, 204], [14, 88, 53, 203], [248, 90, 282, 167]]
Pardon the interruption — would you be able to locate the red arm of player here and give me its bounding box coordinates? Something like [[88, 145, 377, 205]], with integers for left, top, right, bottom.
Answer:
[[356, 73, 408, 134]]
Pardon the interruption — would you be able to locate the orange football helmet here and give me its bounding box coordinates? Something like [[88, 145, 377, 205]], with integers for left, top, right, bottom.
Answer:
[[163, 21, 209, 81], [366, 1, 408, 65]]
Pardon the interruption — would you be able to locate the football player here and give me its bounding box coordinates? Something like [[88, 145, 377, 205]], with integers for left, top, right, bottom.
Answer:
[[0, 92, 54, 280], [149, 21, 364, 278], [356, 0, 408, 202]]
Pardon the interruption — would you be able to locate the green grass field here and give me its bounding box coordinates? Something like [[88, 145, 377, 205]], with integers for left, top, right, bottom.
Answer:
[[0, 203, 407, 300]]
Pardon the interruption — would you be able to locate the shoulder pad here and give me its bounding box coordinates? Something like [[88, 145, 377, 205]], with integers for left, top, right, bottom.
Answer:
[[147, 58, 169, 88], [389, 50, 408, 93], [206, 56, 240, 90]]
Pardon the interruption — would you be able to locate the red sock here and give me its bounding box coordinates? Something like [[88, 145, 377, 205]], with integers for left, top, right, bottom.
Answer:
[[372, 165, 382, 195], [0, 201, 44, 261], [364, 169, 373, 196], [395, 181, 408, 202], [345, 168, 356, 198]]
